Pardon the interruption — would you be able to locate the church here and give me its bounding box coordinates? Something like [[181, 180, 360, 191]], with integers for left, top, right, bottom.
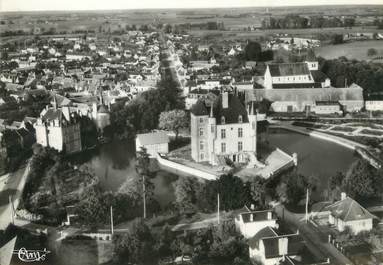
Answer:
[[190, 91, 257, 165]]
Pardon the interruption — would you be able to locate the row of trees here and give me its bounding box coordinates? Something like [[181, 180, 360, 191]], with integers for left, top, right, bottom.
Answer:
[[262, 15, 355, 29], [113, 219, 251, 265], [328, 159, 383, 202], [319, 56, 383, 94]]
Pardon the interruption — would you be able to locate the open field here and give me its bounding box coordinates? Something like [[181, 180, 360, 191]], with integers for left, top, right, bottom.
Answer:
[[1, 5, 383, 35], [188, 26, 383, 41], [315, 40, 383, 61]]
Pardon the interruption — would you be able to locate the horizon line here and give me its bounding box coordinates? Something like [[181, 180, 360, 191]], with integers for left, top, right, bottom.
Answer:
[[1, 3, 383, 13]]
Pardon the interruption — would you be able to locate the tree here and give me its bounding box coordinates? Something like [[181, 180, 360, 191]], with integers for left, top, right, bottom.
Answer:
[[113, 219, 157, 264], [342, 159, 381, 200], [245, 176, 267, 209], [277, 172, 317, 205], [159, 109, 188, 140], [331, 34, 344, 45], [173, 177, 202, 213], [216, 174, 247, 211], [367, 48, 378, 57], [327, 172, 345, 201], [244, 41, 262, 61]]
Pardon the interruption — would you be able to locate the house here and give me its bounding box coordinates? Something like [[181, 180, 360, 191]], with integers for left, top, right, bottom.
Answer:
[[190, 91, 257, 165], [365, 100, 383, 111], [248, 227, 305, 265], [324, 193, 375, 235], [235, 206, 278, 238], [314, 101, 343, 115], [34, 103, 82, 154], [136, 132, 169, 157], [264, 62, 315, 90]]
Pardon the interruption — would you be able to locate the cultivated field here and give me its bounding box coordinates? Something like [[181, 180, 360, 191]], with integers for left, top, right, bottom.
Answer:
[[315, 40, 383, 61]]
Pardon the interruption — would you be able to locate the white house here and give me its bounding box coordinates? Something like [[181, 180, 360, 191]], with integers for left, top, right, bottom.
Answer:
[[136, 132, 170, 157], [324, 193, 375, 235], [235, 207, 278, 238], [314, 101, 343, 115], [365, 100, 383, 111], [248, 227, 304, 265]]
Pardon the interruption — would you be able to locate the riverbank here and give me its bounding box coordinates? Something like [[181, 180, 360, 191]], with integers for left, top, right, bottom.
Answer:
[[270, 122, 381, 169]]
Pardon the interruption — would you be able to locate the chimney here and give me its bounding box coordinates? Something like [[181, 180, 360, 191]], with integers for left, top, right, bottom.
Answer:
[[278, 237, 288, 256], [222, 92, 229, 109], [249, 213, 254, 222], [267, 211, 272, 220], [341, 192, 347, 200]]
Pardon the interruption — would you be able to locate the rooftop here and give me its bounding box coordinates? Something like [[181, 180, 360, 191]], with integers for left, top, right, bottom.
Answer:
[[136, 131, 170, 146], [268, 63, 310, 77], [325, 196, 376, 222]]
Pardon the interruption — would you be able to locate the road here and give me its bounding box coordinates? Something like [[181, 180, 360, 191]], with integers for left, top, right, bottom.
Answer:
[[0, 160, 30, 230], [274, 204, 353, 265]]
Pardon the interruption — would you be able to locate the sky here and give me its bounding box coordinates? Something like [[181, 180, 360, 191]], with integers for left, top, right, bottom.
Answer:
[[1, 0, 382, 12]]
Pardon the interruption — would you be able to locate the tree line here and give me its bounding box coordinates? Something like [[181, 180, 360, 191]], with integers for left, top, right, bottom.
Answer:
[[262, 15, 356, 29]]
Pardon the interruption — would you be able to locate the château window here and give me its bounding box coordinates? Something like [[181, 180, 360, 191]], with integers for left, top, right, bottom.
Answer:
[[238, 141, 243, 151], [238, 115, 243, 123], [238, 128, 243, 138], [221, 143, 226, 153], [200, 141, 204, 150], [221, 116, 225, 124], [221, 129, 226, 139], [199, 128, 204, 136], [200, 153, 204, 160], [199, 117, 204, 123]]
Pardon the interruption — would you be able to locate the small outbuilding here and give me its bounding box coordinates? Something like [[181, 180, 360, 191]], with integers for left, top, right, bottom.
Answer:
[[136, 131, 170, 157]]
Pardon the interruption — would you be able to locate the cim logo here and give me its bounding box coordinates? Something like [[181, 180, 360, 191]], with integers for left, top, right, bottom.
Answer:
[[13, 248, 51, 262]]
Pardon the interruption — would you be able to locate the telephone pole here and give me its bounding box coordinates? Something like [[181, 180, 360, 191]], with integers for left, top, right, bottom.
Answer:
[[9, 196, 15, 224], [110, 206, 114, 235], [143, 175, 146, 219], [217, 193, 220, 225], [305, 188, 309, 223]]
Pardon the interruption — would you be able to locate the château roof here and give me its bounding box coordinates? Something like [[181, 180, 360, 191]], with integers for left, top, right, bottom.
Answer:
[[213, 93, 249, 125], [191, 93, 252, 125]]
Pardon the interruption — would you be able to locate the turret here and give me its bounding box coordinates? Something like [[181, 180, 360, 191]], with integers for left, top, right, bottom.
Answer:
[[248, 101, 257, 155], [207, 106, 216, 165]]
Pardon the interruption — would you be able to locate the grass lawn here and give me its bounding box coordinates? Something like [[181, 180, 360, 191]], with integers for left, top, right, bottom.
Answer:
[[331, 126, 356, 132]]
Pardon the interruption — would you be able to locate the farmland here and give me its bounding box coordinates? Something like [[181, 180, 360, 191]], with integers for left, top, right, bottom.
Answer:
[[315, 40, 383, 61]]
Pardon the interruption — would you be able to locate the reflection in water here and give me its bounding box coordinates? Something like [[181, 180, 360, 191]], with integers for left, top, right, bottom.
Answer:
[[82, 139, 177, 208], [267, 129, 358, 191]]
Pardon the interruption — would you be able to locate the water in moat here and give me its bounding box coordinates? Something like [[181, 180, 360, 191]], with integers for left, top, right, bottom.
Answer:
[[81, 129, 357, 202], [58, 130, 358, 265]]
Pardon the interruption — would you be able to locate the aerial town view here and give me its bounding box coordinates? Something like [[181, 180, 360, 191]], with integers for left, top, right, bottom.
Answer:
[[0, 0, 383, 264]]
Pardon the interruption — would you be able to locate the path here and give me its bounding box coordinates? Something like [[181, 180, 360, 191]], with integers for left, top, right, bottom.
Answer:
[[0, 160, 30, 230]]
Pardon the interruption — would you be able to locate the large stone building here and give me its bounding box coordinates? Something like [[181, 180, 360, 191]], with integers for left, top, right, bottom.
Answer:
[[252, 60, 364, 113], [34, 103, 82, 154], [246, 84, 364, 113], [190, 91, 257, 165], [264, 61, 329, 90]]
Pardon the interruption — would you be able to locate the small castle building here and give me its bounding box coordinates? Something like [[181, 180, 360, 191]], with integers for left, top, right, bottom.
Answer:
[[190, 91, 257, 165]]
